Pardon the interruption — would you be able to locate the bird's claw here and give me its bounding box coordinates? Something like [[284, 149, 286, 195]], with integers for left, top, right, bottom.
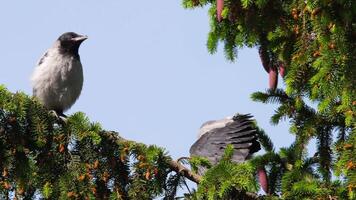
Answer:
[[49, 110, 67, 123]]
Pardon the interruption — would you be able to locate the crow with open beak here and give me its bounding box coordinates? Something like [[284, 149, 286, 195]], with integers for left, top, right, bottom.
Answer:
[[31, 32, 87, 117]]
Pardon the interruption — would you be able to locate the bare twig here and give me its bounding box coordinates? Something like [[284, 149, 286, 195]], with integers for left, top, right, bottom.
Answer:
[[177, 156, 190, 163], [168, 159, 202, 183]]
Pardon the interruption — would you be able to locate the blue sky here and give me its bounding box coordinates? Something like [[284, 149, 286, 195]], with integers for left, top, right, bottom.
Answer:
[[0, 0, 300, 193]]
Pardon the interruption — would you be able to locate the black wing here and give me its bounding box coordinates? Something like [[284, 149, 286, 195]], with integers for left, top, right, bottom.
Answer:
[[190, 114, 260, 164]]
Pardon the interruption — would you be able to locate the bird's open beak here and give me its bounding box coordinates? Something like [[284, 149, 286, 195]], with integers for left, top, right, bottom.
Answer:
[[72, 35, 88, 42]]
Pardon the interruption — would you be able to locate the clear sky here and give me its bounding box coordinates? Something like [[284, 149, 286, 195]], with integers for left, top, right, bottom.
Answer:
[[0, 0, 301, 193]]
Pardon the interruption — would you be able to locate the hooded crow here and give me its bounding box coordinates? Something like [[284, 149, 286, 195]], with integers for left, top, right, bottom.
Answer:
[[31, 32, 87, 116]]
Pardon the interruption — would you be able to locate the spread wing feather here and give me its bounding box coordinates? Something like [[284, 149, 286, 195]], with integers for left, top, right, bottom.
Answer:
[[190, 114, 260, 164]]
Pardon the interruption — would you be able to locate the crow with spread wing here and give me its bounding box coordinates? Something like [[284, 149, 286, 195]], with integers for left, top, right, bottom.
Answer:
[[190, 113, 260, 165]]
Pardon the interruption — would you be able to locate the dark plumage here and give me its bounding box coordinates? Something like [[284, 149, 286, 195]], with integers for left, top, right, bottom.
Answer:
[[57, 32, 86, 57], [190, 113, 260, 165]]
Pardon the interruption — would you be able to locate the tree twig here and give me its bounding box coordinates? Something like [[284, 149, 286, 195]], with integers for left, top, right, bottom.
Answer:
[[99, 131, 260, 200], [167, 159, 202, 183]]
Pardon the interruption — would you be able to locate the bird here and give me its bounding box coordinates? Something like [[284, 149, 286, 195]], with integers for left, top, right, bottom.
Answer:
[[190, 113, 260, 165], [31, 32, 87, 117]]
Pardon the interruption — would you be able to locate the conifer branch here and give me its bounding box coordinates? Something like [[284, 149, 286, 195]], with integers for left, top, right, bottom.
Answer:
[[99, 131, 203, 182], [98, 130, 261, 199]]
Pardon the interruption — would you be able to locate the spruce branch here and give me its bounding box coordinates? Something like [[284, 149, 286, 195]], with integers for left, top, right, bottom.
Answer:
[[99, 131, 261, 200], [0, 86, 262, 199]]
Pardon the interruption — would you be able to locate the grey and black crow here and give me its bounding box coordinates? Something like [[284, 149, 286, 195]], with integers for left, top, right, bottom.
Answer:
[[190, 113, 260, 165], [31, 32, 87, 116]]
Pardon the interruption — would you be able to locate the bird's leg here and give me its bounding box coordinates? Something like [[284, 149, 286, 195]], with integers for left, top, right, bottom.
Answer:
[[49, 110, 67, 123]]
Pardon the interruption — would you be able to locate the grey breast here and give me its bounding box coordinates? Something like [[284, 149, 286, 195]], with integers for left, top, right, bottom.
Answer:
[[190, 113, 260, 165]]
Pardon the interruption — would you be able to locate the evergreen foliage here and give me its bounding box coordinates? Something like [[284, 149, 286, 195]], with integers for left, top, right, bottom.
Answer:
[[182, 0, 355, 199], [1, 0, 355, 199], [194, 145, 258, 200], [0, 86, 260, 199], [0, 85, 188, 199]]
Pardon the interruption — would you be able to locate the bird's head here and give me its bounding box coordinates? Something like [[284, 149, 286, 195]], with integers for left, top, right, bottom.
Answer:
[[57, 32, 88, 55]]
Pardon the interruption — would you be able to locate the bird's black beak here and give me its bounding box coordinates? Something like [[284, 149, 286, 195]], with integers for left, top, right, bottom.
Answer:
[[71, 35, 88, 42]]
